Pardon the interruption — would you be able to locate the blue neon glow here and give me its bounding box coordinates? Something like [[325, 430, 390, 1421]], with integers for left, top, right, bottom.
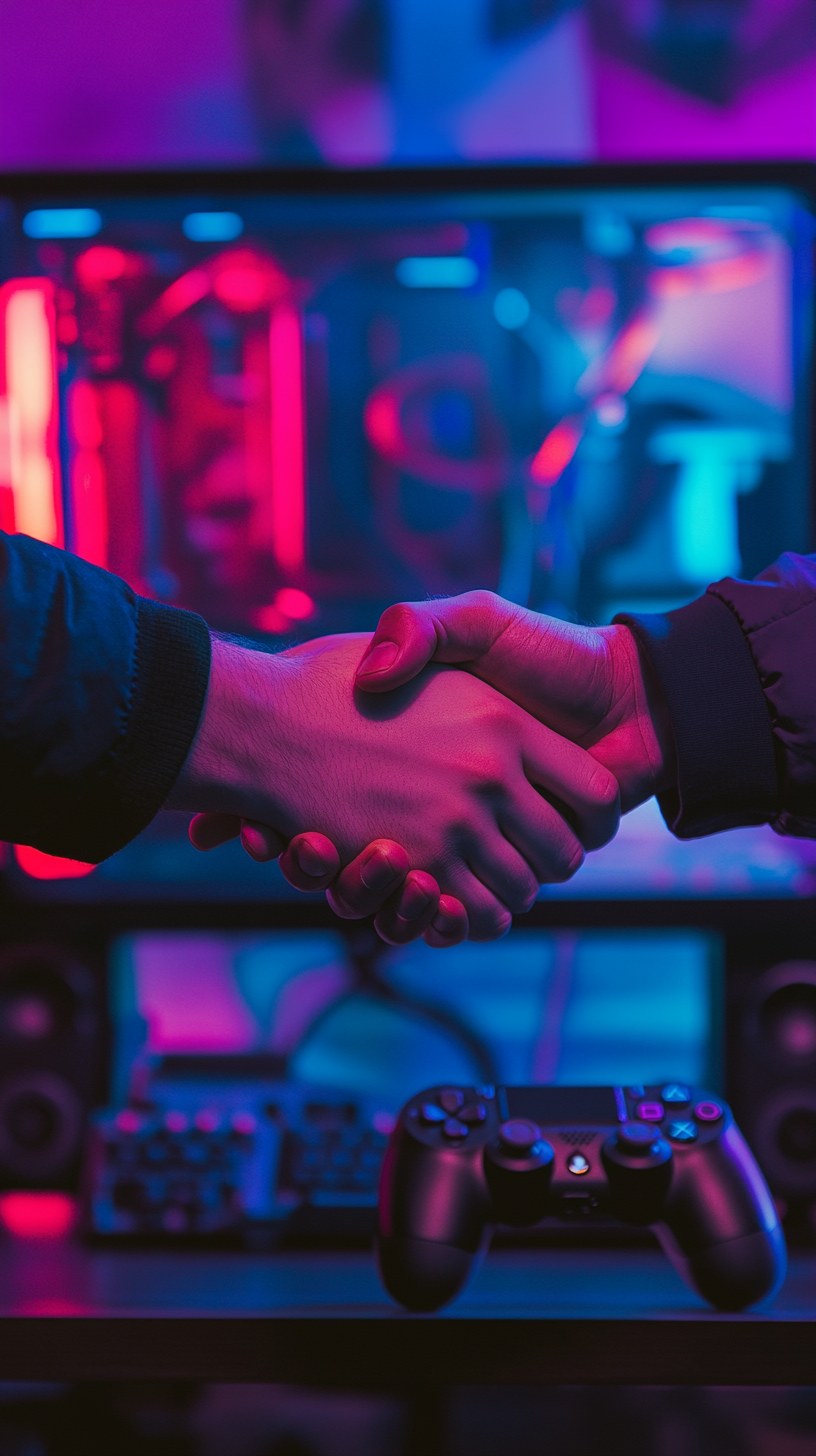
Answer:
[[396, 256, 479, 288], [182, 212, 244, 242], [493, 287, 530, 329], [23, 208, 102, 239]]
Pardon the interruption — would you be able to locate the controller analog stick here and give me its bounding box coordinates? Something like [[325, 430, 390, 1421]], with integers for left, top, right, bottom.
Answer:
[[602, 1121, 673, 1224], [485, 1119, 554, 1226]]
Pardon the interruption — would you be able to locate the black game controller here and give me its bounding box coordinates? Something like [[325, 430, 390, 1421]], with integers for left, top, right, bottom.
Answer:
[[377, 1084, 786, 1312]]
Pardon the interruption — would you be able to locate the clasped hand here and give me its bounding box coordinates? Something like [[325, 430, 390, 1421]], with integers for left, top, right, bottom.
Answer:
[[175, 605, 661, 946]]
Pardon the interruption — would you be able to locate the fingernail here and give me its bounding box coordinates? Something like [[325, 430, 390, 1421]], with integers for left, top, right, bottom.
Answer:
[[357, 640, 399, 676], [360, 849, 401, 891], [294, 841, 329, 878], [397, 885, 433, 922]]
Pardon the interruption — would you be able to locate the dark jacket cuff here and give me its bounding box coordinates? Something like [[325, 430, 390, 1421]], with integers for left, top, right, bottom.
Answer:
[[91, 598, 212, 859], [615, 593, 778, 838]]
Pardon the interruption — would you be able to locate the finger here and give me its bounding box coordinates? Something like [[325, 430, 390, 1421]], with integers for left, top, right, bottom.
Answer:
[[373, 871, 441, 946], [465, 833, 542, 915], [326, 840, 410, 919], [279, 832, 341, 891], [355, 591, 516, 693], [240, 820, 288, 862], [520, 720, 620, 852], [188, 812, 242, 851], [498, 785, 586, 886], [423, 895, 469, 949], [440, 864, 514, 943]]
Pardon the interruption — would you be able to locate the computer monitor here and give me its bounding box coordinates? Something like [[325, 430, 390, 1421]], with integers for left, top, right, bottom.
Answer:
[[1, 163, 813, 900]]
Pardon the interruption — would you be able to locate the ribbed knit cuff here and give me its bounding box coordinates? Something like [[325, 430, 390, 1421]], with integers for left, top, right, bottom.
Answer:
[[615, 593, 779, 838]]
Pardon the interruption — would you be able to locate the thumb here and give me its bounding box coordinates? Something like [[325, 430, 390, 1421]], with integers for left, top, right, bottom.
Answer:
[[355, 591, 515, 692]]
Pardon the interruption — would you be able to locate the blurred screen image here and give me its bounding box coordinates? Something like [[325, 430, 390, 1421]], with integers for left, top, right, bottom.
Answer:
[[113, 927, 719, 1109]]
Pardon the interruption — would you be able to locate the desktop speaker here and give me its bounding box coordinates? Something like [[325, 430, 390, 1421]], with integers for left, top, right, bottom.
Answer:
[[731, 960, 816, 1205], [0, 943, 105, 1187]]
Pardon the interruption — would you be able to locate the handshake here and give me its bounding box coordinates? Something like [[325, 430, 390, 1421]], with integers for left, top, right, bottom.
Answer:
[[169, 591, 676, 948]]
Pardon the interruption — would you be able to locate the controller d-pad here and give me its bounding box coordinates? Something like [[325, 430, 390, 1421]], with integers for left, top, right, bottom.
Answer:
[[459, 1102, 487, 1125], [667, 1119, 697, 1143], [442, 1118, 468, 1140], [438, 1089, 465, 1115], [420, 1103, 446, 1125]]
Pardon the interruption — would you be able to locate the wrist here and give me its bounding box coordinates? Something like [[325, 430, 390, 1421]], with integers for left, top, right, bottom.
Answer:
[[596, 625, 677, 810], [166, 636, 285, 822]]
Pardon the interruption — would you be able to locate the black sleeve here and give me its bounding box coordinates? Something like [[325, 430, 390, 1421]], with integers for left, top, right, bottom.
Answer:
[[615, 552, 816, 840], [0, 532, 211, 862]]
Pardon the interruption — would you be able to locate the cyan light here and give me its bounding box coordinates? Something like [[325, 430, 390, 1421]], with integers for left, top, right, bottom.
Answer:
[[396, 256, 479, 289], [23, 208, 102, 239], [182, 211, 244, 243], [493, 287, 530, 329], [584, 210, 634, 258]]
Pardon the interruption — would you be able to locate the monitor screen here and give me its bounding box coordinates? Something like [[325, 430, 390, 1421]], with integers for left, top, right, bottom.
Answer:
[[0, 168, 813, 899], [111, 926, 720, 1109]]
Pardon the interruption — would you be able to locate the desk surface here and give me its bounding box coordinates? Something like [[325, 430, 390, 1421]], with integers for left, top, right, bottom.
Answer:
[[0, 1237, 814, 1385]]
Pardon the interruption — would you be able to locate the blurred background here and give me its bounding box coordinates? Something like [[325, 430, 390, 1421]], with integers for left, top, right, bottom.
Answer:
[[0, 4, 815, 1453], [0, 0, 813, 171]]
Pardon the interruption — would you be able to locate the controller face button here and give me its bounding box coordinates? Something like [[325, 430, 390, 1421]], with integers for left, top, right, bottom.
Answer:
[[567, 1152, 590, 1175], [438, 1089, 465, 1115], [459, 1102, 487, 1125], [661, 1084, 691, 1104], [442, 1118, 469, 1140], [694, 1101, 723, 1123], [667, 1119, 698, 1143], [420, 1103, 447, 1125], [636, 1101, 664, 1123], [499, 1119, 541, 1154]]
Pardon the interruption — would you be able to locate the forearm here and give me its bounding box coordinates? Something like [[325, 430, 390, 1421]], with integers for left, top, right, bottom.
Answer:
[[0, 531, 211, 860]]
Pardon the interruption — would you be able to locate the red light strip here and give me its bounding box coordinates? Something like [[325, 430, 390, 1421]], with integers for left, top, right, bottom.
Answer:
[[269, 302, 306, 573], [0, 278, 63, 546]]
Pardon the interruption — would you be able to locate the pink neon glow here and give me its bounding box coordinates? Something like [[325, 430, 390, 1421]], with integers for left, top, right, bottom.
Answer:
[[138, 268, 210, 336], [0, 1191, 76, 1239], [75, 245, 129, 289], [530, 416, 584, 485], [14, 845, 95, 879], [275, 587, 315, 620], [269, 302, 306, 572], [0, 279, 63, 546], [68, 380, 108, 568]]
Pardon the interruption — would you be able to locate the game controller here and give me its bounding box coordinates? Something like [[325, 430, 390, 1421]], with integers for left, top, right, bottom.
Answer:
[[377, 1084, 786, 1312]]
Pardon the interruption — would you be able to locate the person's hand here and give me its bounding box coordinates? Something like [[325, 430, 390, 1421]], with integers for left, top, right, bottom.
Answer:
[[354, 593, 676, 813], [167, 632, 620, 941], [187, 813, 469, 949]]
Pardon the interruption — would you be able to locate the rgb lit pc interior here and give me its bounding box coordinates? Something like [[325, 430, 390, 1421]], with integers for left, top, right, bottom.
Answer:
[[0, 168, 813, 901]]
